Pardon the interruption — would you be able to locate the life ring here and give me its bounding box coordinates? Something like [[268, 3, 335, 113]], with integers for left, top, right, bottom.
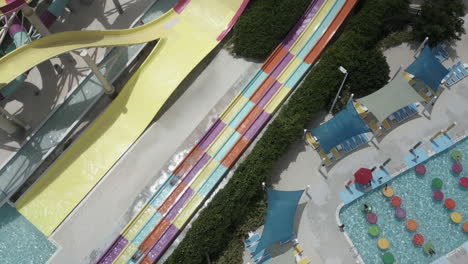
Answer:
[[406, 219, 418, 231], [423, 243, 435, 255], [452, 150, 462, 160], [362, 204, 373, 213], [367, 212, 378, 224], [382, 252, 395, 264], [445, 198, 456, 210], [413, 234, 424, 245], [460, 177, 468, 187], [391, 196, 402, 207], [451, 212, 463, 223], [433, 190, 444, 201], [415, 164, 426, 175], [382, 186, 394, 197], [431, 178, 443, 189], [378, 238, 389, 250], [395, 207, 406, 219], [453, 162, 463, 173], [368, 224, 380, 237]]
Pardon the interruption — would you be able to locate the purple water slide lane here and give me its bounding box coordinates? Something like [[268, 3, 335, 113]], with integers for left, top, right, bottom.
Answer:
[[197, 118, 226, 150], [146, 224, 180, 262], [40, 11, 57, 28], [165, 187, 195, 220], [173, 0, 191, 14], [258, 81, 281, 108], [0, 0, 27, 15], [96, 235, 129, 264], [244, 111, 271, 140], [283, 0, 325, 50], [182, 153, 211, 184], [270, 52, 295, 78]]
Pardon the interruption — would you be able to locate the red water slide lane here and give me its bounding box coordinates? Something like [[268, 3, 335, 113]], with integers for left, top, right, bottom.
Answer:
[[304, 0, 358, 64]]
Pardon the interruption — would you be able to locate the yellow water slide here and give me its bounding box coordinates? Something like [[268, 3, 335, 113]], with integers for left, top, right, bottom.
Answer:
[[11, 0, 245, 236]]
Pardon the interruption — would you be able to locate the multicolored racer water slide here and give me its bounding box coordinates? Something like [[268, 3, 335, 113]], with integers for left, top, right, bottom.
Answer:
[[98, 0, 358, 263], [0, 0, 248, 236]]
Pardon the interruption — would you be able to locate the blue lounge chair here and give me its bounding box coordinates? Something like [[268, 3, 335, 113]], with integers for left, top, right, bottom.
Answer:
[[409, 104, 419, 113], [431, 48, 445, 62], [437, 44, 449, 58], [341, 141, 351, 152], [403, 106, 414, 116], [348, 137, 358, 150], [245, 234, 260, 247], [257, 254, 272, 264], [451, 65, 464, 80], [252, 249, 268, 261], [456, 62, 468, 77], [447, 75, 456, 87], [248, 242, 260, 253], [392, 111, 402, 122], [400, 108, 409, 119], [356, 135, 364, 145], [359, 133, 369, 143]]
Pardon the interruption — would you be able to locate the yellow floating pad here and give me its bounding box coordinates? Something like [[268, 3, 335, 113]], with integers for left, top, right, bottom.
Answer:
[[14, 0, 244, 236]]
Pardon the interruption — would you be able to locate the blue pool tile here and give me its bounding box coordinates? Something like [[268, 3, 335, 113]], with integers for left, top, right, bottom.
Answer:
[[431, 134, 455, 153], [404, 148, 429, 168]]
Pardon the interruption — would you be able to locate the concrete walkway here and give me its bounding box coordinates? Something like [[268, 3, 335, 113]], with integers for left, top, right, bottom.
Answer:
[[49, 46, 261, 263], [258, 14, 468, 264]]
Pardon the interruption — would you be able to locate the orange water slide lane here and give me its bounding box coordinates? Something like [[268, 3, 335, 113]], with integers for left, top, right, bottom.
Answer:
[[304, 0, 358, 64]]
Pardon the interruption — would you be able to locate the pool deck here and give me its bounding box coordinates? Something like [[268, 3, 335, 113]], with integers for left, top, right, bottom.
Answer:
[[260, 11, 468, 264]]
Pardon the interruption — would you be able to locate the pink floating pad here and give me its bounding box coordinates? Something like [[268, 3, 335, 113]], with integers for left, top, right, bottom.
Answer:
[[395, 207, 406, 219], [453, 162, 463, 173], [433, 190, 444, 201], [460, 177, 468, 187], [367, 212, 378, 224], [415, 164, 426, 175]]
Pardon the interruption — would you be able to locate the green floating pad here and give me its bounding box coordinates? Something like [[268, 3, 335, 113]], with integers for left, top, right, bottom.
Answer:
[[368, 224, 380, 237], [423, 243, 435, 255], [452, 150, 462, 160], [383, 252, 395, 264], [432, 178, 443, 189]]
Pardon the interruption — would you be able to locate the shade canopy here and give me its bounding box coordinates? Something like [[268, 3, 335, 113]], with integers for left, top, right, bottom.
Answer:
[[356, 74, 424, 123], [253, 188, 304, 255], [406, 45, 449, 92], [311, 101, 370, 153]]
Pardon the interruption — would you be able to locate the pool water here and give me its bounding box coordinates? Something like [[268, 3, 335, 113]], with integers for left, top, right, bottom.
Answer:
[[340, 139, 468, 264], [0, 203, 56, 264]]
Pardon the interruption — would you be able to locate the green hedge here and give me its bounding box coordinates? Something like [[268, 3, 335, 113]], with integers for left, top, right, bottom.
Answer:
[[231, 0, 311, 59], [166, 0, 408, 263]]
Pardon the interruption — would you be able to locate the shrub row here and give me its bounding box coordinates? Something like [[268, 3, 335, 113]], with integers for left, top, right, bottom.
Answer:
[[166, 0, 409, 263], [231, 0, 311, 59]]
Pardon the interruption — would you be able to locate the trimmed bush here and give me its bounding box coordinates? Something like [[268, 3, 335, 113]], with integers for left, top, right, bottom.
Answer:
[[231, 0, 311, 59], [414, 0, 465, 46], [167, 0, 408, 263]]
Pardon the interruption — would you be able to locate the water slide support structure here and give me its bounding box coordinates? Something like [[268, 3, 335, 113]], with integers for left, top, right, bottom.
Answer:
[[112, 0, 124, 14], [21, 4, 115, 95]]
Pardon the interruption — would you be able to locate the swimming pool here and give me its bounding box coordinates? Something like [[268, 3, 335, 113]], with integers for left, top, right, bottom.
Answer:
[[340, 138, 468, 264]]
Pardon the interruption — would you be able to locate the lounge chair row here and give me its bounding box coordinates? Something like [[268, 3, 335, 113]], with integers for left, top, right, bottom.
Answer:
[[444, 62, 468, 87], [245, 233, 272, 264], [432, 44, 449, 62], [388, 104, 419, 123], [336, 133, 369, 153]]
